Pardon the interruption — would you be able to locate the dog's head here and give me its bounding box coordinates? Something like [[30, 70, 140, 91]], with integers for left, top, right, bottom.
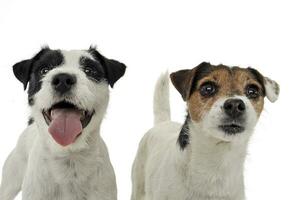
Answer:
[[13, 46, 126, 149], [171, 62, 279, 143]]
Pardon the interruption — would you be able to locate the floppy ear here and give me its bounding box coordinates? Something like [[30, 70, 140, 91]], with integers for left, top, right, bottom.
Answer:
[[248, 67, 280, 102], [102, 58, 126, 88], [170, 69, 196, 101], [170, 62, 210, 101], [13, 47, 50, 90], [88, 47, 126, 88], [263, 77, 280, 102], [13, 59, 33, 90]]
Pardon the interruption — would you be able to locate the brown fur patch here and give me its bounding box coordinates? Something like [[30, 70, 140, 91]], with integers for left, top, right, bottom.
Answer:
[[186, 65, 264, 122]]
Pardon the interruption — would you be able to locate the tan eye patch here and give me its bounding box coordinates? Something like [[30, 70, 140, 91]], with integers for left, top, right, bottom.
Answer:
[[188, 68, 231, 121]]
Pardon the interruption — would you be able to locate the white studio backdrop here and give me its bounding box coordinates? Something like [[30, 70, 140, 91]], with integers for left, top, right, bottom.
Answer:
[[0, 0, 300, 199]]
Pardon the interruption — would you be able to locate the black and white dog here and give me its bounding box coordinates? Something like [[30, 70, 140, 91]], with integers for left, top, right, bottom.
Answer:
[[0, 47, 126, 200]]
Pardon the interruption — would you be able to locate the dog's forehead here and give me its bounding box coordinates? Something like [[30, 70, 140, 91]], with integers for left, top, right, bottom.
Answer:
[[196, 65, 261, 88], [34, 49, 63, 67], [60, 50, 95, 67]]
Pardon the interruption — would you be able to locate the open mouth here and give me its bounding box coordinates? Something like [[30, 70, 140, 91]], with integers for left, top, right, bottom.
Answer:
[[42, 101, 94, 146], [219, 124, 245, 135], [42, 101, 93, 128]]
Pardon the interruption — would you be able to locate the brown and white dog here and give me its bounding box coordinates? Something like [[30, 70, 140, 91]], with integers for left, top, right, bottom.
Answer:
[[131, 62, 279, 200]]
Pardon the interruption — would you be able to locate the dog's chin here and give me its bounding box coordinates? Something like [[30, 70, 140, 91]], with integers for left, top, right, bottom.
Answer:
[[207, 124, 246, 143], [218, 124, 245, 135], [41, 100, 95, 147]]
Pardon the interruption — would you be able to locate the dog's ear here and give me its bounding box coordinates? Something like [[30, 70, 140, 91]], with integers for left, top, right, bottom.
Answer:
[[170, 69, 195, 101], [13, 47, 50, 90], [13, 59, 33, 90], [102, 58, 126, 88], [248, 67, 280, 102], [170, 62, 210, 101], [88, 47, 126, 88], [263, 77, 280, 102]]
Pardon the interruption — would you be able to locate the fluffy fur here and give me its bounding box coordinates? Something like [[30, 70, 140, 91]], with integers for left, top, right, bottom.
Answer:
[[0, 47, 126, 200], [131, 65, 279, 200]]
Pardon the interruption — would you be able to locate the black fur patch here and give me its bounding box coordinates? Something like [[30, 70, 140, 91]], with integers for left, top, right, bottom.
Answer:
[[28, 117, 34, 125], [28, 49, 64, 98], [190, 62, 215, 94], [13, 48, 50, 90], [247, 67, 266, 95], [79, 56, 105, 82], [88, 47, 126, 87], [28, 97, 34, 106], [178, 114, 191, 150], [12, 48, 64, 106]]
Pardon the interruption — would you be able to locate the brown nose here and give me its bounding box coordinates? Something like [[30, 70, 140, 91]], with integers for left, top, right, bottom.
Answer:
[[223, 99, 246, 118]]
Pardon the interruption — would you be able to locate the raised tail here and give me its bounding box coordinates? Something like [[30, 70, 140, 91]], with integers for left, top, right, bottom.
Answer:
[[153, 71, 171, 125]]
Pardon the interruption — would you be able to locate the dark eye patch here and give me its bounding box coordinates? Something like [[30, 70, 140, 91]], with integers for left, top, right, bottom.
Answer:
[[28, 50, 64, 99], [80, 56, 105, 82], [247, 67, 266, 96], [32, 50, 64, 75]]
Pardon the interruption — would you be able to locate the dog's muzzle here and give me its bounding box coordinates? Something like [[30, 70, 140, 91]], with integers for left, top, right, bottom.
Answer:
[[219, 98, 246, 135]]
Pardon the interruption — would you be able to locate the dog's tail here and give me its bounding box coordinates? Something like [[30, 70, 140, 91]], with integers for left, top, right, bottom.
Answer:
[[153, 71, 171, 125]]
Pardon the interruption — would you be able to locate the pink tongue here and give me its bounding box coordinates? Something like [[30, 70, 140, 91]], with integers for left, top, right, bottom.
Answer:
[[48, 109, 82, 146]]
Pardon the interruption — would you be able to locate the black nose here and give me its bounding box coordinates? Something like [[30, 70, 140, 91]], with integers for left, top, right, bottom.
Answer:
[[223, 99, 246, 118], [52, 73, 76, 94]]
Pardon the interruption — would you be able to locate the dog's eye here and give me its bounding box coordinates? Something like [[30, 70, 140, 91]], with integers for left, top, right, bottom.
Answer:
[[200, 82, 217, 97], [83, 67, 96, 75], [246, 84, 260, 99], [40, 67, 51, 75]]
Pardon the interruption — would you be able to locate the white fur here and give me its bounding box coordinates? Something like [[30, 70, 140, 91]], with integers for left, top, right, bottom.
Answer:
[[153, 72, 171, 125], [0, 50, 117, 200], [264, 77, 279, 102], [131, 74, 265, 200]]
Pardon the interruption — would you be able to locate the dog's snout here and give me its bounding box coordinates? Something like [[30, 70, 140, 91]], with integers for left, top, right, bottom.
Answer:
[[52, 73, 76, 94], [223, 99, 246, 118]]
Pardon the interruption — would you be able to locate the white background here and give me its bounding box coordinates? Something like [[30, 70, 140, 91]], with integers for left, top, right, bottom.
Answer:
[[0, 0, 300, 199]]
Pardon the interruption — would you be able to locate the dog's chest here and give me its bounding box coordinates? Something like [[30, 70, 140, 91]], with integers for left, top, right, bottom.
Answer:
[[183, 162, 245, 200], [50, 155, 101, 196], [24, 150, 103, 200]]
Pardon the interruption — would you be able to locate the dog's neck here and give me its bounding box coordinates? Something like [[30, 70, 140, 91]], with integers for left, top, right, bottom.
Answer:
[[188, 122, 248, 173], [178, 116, 249, 199]]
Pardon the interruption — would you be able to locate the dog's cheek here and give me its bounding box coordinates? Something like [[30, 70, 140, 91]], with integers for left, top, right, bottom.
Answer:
[[205, 98, 226, 123], [93, 82, 110, 110], [187, 92, 205, 122], [27, 74, 45, 106], [35, 80, 54, 107], [75, 77, 110, 115], [242, 98, 261, 130], [187, 91, 220, 122], [249, 97, 264, 117]]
